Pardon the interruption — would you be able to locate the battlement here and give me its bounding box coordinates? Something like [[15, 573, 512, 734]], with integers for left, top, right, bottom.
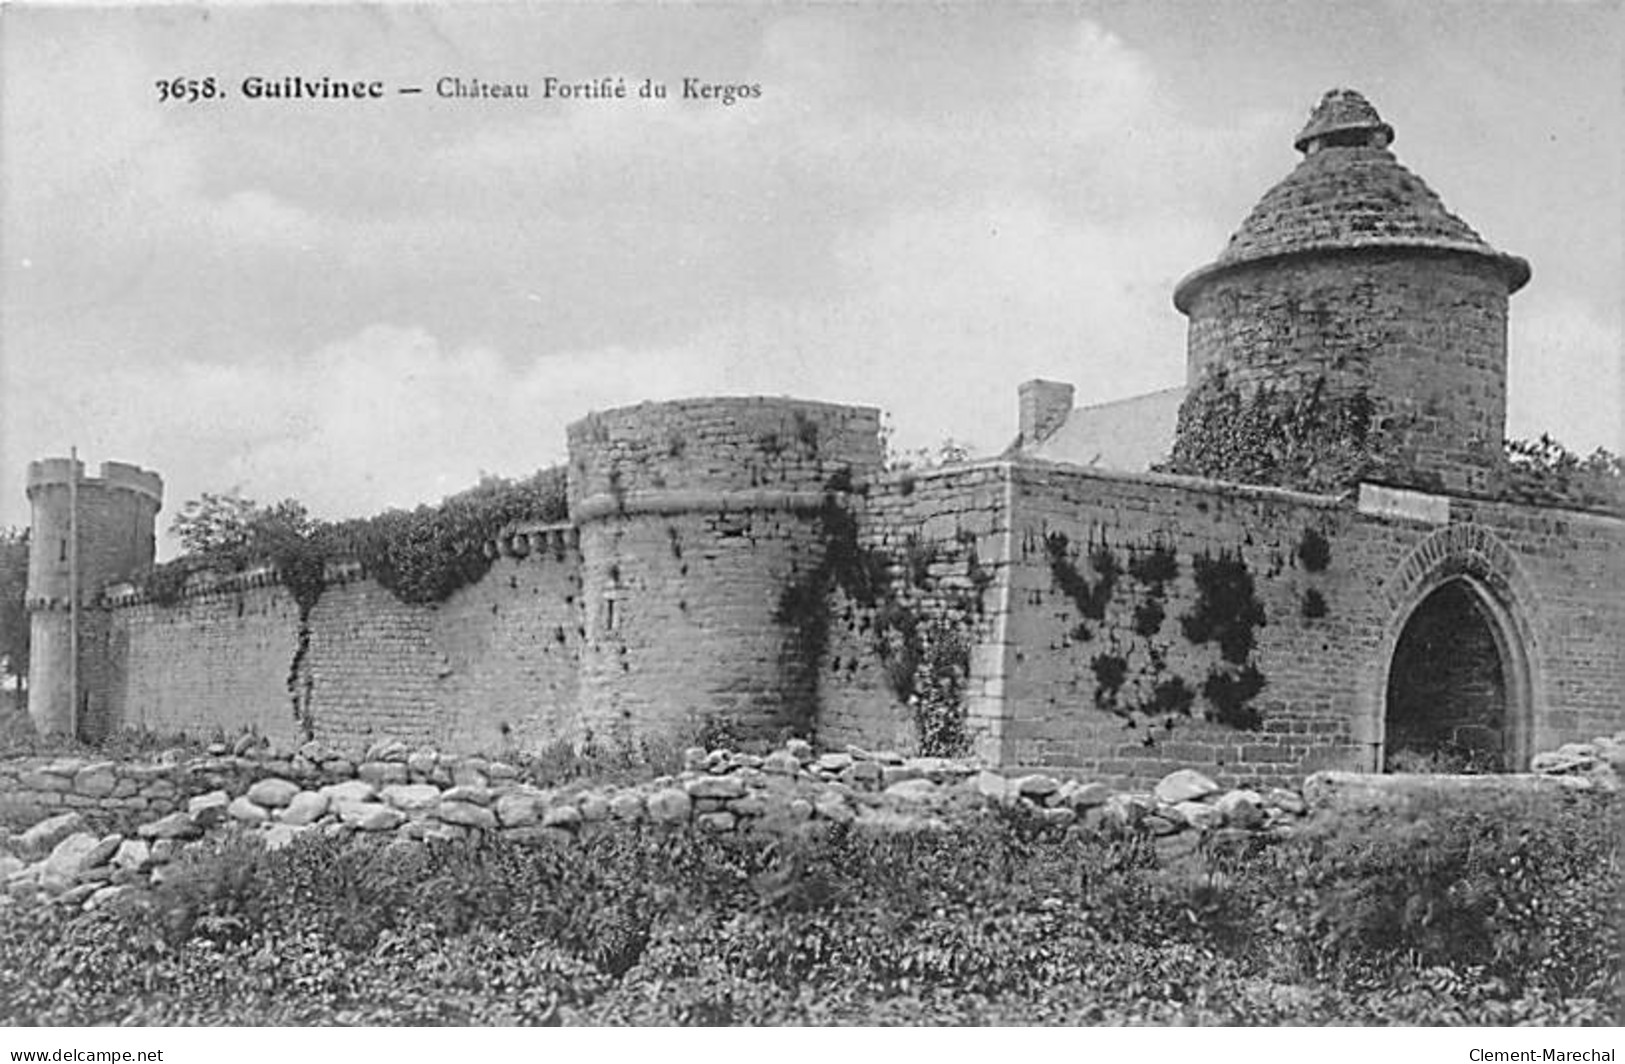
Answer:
[[26, 458, 164, 507]]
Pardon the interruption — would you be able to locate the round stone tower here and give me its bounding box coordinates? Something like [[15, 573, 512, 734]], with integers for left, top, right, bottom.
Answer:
[[26, 458, 163, 737], [565, 397, 882, 748], [1171, 88, 1530, 496]]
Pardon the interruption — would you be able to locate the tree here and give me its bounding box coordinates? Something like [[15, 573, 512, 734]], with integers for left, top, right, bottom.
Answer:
[[0, 527, 29, 688], [169, 491, 259, 568]]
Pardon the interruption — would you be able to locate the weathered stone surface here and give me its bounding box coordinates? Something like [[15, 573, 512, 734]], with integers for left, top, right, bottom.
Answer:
[[73, 764, 118, 798], [578, 794, 611, 822], [1303, 770, 1592, 811], [247, 778, 302, 808], [646, 788, 693, 823], [1040, 807, 1076, 827], [1215, 789, 1267, 829], [44, 833, 101, 880], [843, 761, 884, 787], [407, 750, 438, 777], [763, 750, 801, 776], [441, 785, 492, 806], [450, 764, 489, 789], [1069, 781, 1115, 809], [338, 802, 404, 832], [814, 794, 854, 824], [280, 791, 330, 826], [880, 764, 922, 788], [228, 796, 271, 824], [1101, 793, 1148, 830], [814, 752, 853, 774], [785, 738, 814, 764], [17, 812, 86, 856], [112, 839, 150, 871], [381, 783, 443, 812], [494, 793, 540, 828], [609, 792, 645, 821], [973, 771, 1012, 803], [1016, 774, 1061, 799], [685, 775, 746, 800], [1153, 769, 1221, 805], [1172, 800, 1223, 831], [187, 790, 231, 826], [359, 761, 409, 787], [541, 804, 582, 830], [486, 761, 519, 781], [695, 811, 737, 832], [321, 780, 378, 804], [436, 800, 498, 831], [138, 812, 202, 840], [1265, 788, 1307, 815], [884, 779, 941, 803]]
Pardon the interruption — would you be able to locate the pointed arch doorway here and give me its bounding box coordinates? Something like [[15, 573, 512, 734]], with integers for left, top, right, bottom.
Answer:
[[1383, 575, 1530, 773]]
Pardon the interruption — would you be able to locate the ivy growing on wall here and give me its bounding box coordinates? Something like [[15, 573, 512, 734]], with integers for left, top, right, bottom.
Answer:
[[1044, 533, 1268, 731], [775, 497, 986, 755], [1180, 550, 1269, 729], [1163, 369, 1388, 493], [138, 468, 569, 611], [1042, 532, 1119, 641]]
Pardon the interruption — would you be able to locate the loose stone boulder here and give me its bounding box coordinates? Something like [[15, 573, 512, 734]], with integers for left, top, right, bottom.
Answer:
[[646, 788, 693, 823], [578, 794, 611, 823], [1215, 789, 1267, 830], [685, 775, 746, 800], [73, 764, 118, 798], [609, 792, 645, 821], [17, 812, 86, 857], [1016, 774, 1061, 800], [138, 812, 202, 841], [763, 750, 801, 776], [280, 791, 330, 826], [112, 839, 150, 872], [436, 800, 498, 831], [541, 804, 582, 830], [494, 793, 540, 828], [247, 777, 302, 808], [322, 780, 378, 804], [228, 796, 271, 824], [187, 790, 232, 826], [884, 779, 941, 804], [381, 784, 443, 812], [43, 833, 101, 881], [1172, 801, 1223, 831], [359, 761, 409, 787], [1153, 769, 1221, 805], [338, 802, 404, 832], [973, 771, 1014, 803]]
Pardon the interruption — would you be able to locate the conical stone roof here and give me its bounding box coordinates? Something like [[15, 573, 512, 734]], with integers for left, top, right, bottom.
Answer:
[[1173, 89, 1529, 312]]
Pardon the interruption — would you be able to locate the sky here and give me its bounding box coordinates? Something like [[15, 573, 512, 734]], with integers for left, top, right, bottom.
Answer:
[[1, 1, 1620, 555]]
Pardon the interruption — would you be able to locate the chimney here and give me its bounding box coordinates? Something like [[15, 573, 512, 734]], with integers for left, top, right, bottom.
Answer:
[[1018, 380, 1075, 448]]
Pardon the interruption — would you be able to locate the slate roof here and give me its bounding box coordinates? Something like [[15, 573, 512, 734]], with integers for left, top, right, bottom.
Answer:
[[1174, 89, 1529, 312], [1027, 386, 1186, 472]]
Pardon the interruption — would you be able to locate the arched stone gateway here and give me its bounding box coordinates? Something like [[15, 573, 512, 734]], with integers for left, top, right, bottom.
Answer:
[[1369, 524, 1541, 772]]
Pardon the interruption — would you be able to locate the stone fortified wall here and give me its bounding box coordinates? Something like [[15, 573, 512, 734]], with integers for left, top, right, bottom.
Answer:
[[98, 525, 583, 757]]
